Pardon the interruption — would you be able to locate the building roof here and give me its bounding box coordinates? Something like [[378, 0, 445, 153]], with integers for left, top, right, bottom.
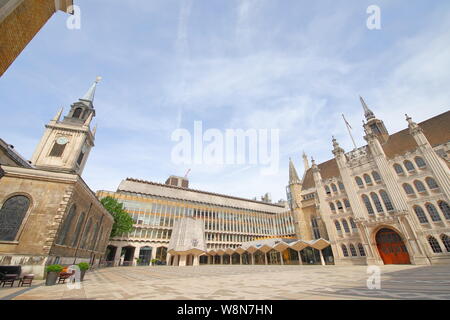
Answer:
[[0, 138, 33, 168], [301, 110, 450, 189], [116, 178, 287, 213]]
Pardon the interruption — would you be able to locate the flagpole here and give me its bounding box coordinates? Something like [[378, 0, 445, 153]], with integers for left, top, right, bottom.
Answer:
[[342, 114, 357, 150]]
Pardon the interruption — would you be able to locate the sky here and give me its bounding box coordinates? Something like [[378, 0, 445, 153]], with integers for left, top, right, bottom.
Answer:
[[1, 0, 449, 202]]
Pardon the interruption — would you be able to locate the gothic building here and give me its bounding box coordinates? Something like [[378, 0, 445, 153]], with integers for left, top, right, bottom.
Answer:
[[287, 99, 450, 265], [0, 79, 113, 278]]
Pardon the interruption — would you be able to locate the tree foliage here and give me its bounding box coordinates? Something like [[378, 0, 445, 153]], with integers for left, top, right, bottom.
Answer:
[[100, 196, 134, 238]]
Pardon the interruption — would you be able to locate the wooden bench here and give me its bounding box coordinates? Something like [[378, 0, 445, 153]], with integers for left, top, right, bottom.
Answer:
[[18, 274, 34, 287]]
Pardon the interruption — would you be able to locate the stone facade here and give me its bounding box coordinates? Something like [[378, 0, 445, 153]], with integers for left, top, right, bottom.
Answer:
[[0, 0, 73, 76], [287, 100, 450, 266]]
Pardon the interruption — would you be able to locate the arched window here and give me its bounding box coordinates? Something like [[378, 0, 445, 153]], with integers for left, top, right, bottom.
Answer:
[[49, 141, 66, 157], [342, 219, 350, 233], [355, 176, 364, 188], [414, 180, 427, 193], [363, 174, 373, 185], [370, 193, 384, 213], [95, 227, 104, 251], [331, 183, 337, 193], [71, 212, 85, 247], [372, 171, 381, 182], [403, 183, 415, 196], [336, 201, 343, 210], [393, 164, 404, 175], [325, 186, 331, 195], [425, 177, 439, 190], [404, 160, 415, 172], [329, 202, 336, 212], [349, 244, 357, 256], [73, 107, 83, 118], [362, 195, 374, 215], [426, 203, 441, 222], [56, 204, 77, 245], [311, 217, 321, 239], [349, 218, 357, 229], [358, 243, 366, 256], [438, 201, 450, 220], [440, 234, 450, 252], [414, 157, 426, 168], [428, 236, 442, 253], [379, 190, 394, 211], [341, 244, 349, 257], [414, 206, 429, 224], [80, 217, 93, 249], [334, 220, 341, 232], [344, 199, 351, 209], [0, 195, 30, 241], [338, 182, 345, 191]]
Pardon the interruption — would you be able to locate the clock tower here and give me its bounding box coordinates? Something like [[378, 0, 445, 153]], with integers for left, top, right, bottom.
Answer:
[[31, 78, 101, 175]]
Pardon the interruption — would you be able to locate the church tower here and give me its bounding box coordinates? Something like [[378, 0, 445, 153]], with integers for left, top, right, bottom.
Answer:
[[31, 77, 101, 175], [360, 96, 389, 144]]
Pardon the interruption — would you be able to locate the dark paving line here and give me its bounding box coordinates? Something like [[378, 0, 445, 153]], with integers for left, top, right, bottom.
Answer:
[[0, 283, 44, 301]]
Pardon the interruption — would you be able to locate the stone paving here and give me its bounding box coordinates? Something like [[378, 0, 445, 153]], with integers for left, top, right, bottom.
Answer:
[[1, 265, 450, 300]]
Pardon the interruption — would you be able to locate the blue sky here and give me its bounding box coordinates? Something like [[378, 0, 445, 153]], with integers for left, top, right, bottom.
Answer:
[[1, 0, 449, 201]]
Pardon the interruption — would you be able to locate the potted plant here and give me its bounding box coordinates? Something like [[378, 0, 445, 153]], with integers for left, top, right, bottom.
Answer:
[[135, 258, 142, 266], [77, 262, 89, 281], [45, 264, 63, 286], [150, 258, 158, 266]]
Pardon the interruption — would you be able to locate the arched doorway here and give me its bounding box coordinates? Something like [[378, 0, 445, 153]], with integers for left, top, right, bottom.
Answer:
[[138, 246, 152, 266], [375, 228, 410, 264]]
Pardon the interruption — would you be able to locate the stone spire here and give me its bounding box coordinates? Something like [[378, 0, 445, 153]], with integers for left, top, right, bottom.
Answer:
[[360, 96, 375, 121], [332, 136, 345, 156], [289, 158, 301, 185]]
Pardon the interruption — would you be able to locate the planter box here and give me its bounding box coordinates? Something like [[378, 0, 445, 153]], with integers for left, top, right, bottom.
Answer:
[[45, 271, 59, 286]]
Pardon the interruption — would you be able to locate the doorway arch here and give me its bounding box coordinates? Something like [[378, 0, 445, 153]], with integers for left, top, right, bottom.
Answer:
[[375, 228, 410, 264]]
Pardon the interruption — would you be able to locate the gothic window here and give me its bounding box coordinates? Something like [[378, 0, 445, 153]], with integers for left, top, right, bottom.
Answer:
[[362, 195, 374, 215], [349, 218, 357, 229], [414, 206, 429, 224], [358, 243, 366, 256], [403, 183, 415, 195], [342, 219, 350, 233], [364, 174, 373, 185], [355, 176, 364, 188], [379, 190, 394, 211], [425, 177, 439, 190], [341, 244, 349, 257], [334, 220, 341, 232], [0, 195, 30, 241], [71, 212, 85, 247], [95, 227, 104, 251], [49, 142, 66, 157], [426, 203, 442, 222], [428, 236, 442, 253], [372, 171, 381, 182], [414, 180, 427, 193], [440, 234, 450, 252], [338, 182, 345, 191], [438, 201, 450, 220], [393, 164, 404, 175], [56, 204, 76, 245], [370, 193, 384, 213], [80, 218, 93, 249], [329, 202, 336, 212], [344, 199, 351, 208], [414, 157, 426, 168], [311, 217, 321, 239], [331, 184, 337, 193], [349, 244, 357, 256], [404, 160, 415, 172], [325, 186, 331, 195], [336, 201, 343, 210], [73, 107, 83, 118]]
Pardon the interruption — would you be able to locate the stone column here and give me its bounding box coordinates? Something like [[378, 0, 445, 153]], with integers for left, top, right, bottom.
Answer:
[[298, 250, 303, 265], [280, 252, 284, 265], [251, 253, 255, 265], [133, 246, 140, 266], [150, 247, 157, 265], [264, 253, 268, 265], [220, 255, 223, 264], [319, 249, 326, 266], [179, 255, 187, 266], [193, 255, 199, 266], [114, 246, 122, 267], [166, 253, 172, 266], [173, 254, 179, 266], [239, 254, 243, 265]]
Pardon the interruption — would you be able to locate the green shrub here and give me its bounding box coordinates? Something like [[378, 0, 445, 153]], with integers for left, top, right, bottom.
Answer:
[[45, 264, 63, 273], [77, 262, 90, 271]]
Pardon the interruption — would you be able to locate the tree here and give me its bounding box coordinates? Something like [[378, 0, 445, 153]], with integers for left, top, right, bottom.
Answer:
[[100, 196, 134, 238]]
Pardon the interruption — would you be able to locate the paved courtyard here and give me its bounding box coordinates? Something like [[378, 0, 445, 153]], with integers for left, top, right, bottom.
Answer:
[[1, 265, 450, 300]]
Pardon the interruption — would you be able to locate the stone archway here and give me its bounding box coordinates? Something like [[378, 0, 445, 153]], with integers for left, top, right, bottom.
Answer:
[[375, 228, 411, 264]]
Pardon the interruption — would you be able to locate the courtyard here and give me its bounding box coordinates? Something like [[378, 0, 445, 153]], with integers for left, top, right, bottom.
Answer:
[[1, 264, 450, 300]]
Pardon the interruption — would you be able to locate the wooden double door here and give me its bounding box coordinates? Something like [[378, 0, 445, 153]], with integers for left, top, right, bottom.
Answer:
[[376, 228, 411, 264]]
